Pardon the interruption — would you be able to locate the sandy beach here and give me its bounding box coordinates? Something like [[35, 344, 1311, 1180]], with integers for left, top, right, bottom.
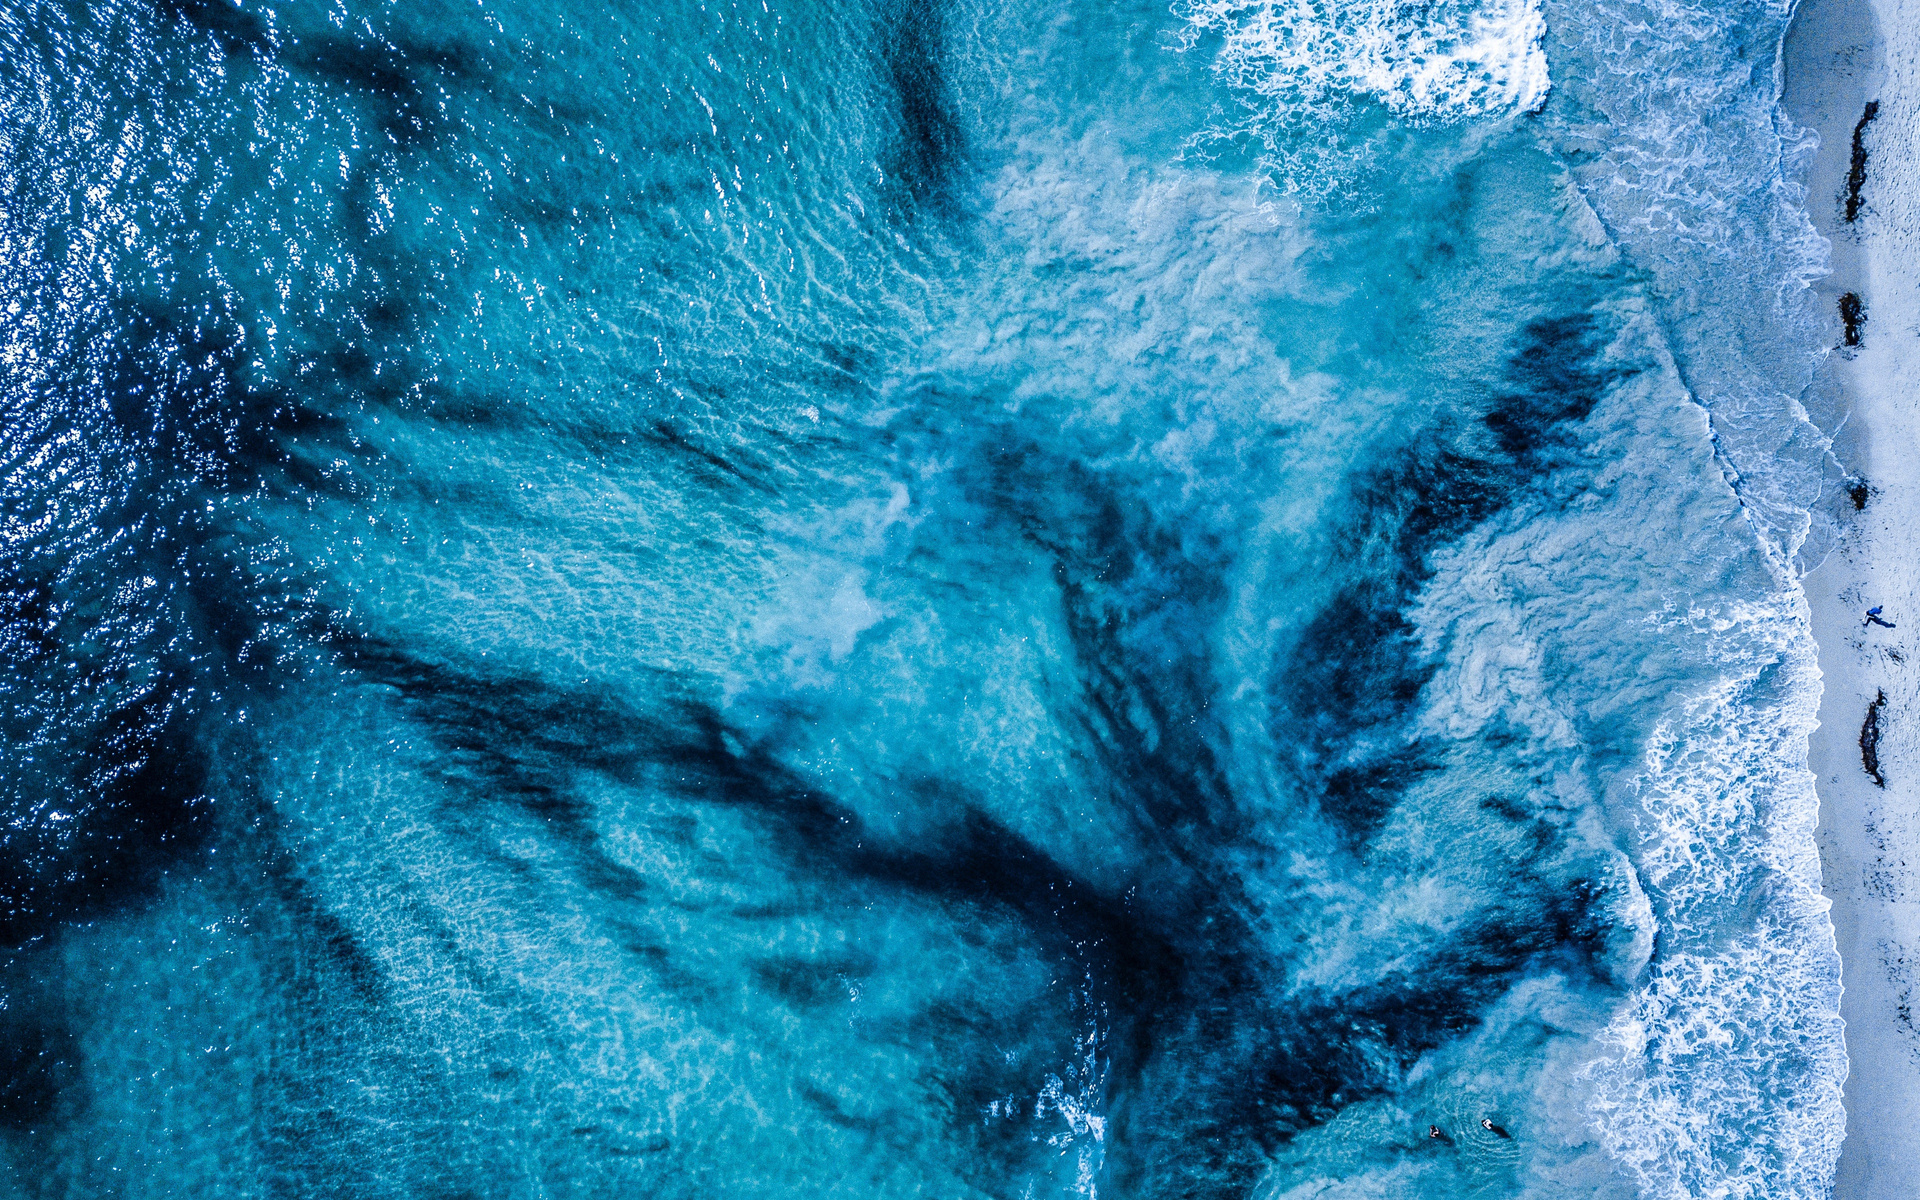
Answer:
[[1786, 0, 1920, 1192]]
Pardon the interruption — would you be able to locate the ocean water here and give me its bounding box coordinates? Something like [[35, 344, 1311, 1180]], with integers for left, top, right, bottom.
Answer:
[[0, 0, 1847, 1197]]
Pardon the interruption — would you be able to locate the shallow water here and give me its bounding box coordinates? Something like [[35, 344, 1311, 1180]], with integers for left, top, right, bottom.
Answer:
[[0, 1, 1845, 1196]]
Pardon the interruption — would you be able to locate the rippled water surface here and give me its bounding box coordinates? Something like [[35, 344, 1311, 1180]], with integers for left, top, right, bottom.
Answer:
[[0, 1, 1846, 1196]]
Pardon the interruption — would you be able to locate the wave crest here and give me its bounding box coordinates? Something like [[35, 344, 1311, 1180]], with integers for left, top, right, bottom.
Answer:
[[1175, 0, 1549, 125], [1585, 598, 1845, 1199]]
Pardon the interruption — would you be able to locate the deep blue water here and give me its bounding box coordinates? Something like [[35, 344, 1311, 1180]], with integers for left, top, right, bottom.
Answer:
[[0, 0, 1848, 1196]]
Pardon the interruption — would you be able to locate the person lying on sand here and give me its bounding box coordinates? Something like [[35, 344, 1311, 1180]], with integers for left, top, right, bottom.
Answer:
[[1865, 606, 1897, 629]]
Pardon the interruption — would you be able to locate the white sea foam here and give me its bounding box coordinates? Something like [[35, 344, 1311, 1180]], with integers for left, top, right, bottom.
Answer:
[[1401, 289, 1845, 1197], [1175, 0, 1550, 124], [1584, 597, 1844, 1200], [1508, 0, 1848, 1188], [1541, 0, 1833, 558]]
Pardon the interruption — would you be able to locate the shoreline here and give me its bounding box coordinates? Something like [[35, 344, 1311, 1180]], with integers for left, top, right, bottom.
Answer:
[[1785, 0, 1920, 1193]]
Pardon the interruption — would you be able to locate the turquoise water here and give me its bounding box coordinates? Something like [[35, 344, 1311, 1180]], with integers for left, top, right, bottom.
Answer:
[[0, 0, 1846, 1196]]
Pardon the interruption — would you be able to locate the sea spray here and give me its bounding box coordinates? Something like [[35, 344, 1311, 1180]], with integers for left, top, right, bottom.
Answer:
[[1174, 0, 1550, 197]]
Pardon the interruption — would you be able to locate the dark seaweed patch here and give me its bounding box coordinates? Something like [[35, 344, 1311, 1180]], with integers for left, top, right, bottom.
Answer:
[[1848, 100, 1880, 224], [338, 633, 1176, 970], [281, 878, 390, 1004], [332, 634, 1617, 1198], [2, 0, 521, 959], [0, 240, 422, 946], [284, 30, 491, 147], [329, 635, 1197, 1179], [750, 955, 874, 1008], [873, 1, 969, 213], [0, 223, 414, 953], [1841, 292, 1867, 347], [809, 306, 1630, 1195], [2, 560, 263, 936], [1849, 480, 1872, 511], [155, 0, 272, 57], [1275, 311, 1615, 841], [1483, 313, 1614, 460], [1105, 869, 1613, 1197], [797, 1082, 891, 1133], [1104, 314, 1622, 1187], [0, 1012, 80, 1130], [1862, 689, 1887, 788], [639, 418, 782, 495]]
